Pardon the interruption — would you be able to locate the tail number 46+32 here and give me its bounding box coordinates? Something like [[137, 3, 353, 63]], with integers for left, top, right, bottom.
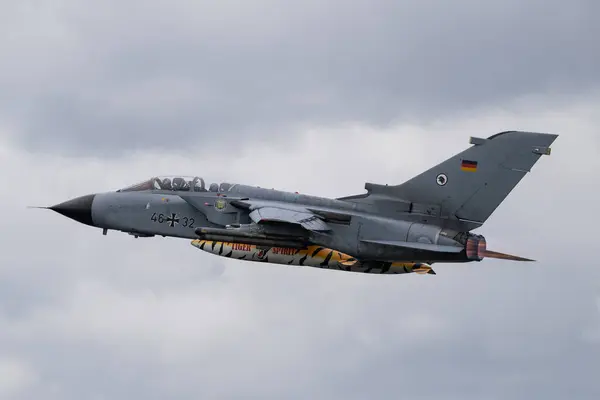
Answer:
[[150, 212, 195, 228]]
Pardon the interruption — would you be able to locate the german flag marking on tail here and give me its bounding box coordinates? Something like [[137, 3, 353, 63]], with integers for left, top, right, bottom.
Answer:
[[461, 159, 478, 172]]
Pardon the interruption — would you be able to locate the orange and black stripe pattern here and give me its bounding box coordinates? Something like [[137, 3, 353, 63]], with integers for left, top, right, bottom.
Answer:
[[190, 240, 435, 275]]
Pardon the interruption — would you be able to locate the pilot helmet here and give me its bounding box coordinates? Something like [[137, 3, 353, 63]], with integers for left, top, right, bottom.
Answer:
[[172, 177, 184, 190], [161, 178, 172, 190]]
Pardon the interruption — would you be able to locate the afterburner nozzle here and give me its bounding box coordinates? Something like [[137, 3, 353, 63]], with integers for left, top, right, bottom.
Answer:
[[465, 233, 534, 262]]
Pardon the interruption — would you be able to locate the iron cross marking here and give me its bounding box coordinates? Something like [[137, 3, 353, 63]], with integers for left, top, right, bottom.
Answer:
[[166, 213, 180, 227]]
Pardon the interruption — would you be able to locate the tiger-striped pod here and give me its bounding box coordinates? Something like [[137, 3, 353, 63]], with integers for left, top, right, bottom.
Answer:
[[191, 240, 435, 275]]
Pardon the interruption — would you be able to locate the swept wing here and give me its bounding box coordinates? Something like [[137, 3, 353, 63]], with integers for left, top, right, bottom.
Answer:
[[231, 199, 331, 232]]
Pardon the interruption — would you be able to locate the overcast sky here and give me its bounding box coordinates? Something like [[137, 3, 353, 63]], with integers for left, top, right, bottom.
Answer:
[[1, 1, 600, 399]]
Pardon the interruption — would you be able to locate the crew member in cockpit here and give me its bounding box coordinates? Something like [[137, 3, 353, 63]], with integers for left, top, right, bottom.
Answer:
[[161, 178, 172, 190], [172, 177, 183, 191], [172, 177, 190, 191]]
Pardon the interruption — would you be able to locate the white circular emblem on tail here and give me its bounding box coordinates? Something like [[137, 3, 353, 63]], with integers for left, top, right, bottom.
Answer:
[[436, 173, 448, 186]]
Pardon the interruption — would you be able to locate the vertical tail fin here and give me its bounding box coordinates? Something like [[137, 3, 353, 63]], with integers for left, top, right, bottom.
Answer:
[[369, 131, 557, 229]]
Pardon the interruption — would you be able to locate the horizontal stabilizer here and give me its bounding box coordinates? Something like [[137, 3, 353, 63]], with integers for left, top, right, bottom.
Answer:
[[363, 237, 534, 262], [361, 239, 463, 253]]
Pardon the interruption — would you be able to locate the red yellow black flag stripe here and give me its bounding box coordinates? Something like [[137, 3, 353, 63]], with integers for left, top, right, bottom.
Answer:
[[461, 159, 478, 172]]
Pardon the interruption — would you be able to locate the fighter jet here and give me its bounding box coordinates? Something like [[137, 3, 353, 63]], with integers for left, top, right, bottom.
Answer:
[[44, 131, 557, 275]]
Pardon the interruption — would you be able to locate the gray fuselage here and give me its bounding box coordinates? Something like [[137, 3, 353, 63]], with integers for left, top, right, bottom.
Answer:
[[84, 184, 468, 263]]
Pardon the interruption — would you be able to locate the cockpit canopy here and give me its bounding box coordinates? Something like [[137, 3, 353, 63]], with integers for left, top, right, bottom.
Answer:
[[118, 176, 234, 193]]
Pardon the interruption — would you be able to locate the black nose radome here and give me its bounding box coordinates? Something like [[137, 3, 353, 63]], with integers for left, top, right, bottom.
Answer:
[[50, 194, 96, 226]]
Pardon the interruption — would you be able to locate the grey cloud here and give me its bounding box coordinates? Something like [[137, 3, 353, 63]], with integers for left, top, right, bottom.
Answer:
[[2, 99, 600, 399], [1, 0, 599, 155]]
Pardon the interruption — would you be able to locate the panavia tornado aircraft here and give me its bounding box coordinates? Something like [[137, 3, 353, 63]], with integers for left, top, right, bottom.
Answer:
[[42, 131, 557, 276]]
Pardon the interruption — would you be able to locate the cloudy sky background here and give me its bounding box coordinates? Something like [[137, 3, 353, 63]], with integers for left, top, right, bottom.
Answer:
[[1, 0, 600, 399]]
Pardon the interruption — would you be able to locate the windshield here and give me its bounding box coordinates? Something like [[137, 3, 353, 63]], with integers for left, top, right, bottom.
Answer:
[[118, 176, 234, 193]]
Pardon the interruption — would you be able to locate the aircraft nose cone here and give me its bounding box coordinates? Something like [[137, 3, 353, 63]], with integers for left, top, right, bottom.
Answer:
[[50, 194, 96, 226]]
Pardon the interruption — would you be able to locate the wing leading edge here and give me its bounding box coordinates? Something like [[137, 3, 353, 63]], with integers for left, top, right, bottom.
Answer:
[[227, 199, 332, 232], [249, 207, 330, 231]]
